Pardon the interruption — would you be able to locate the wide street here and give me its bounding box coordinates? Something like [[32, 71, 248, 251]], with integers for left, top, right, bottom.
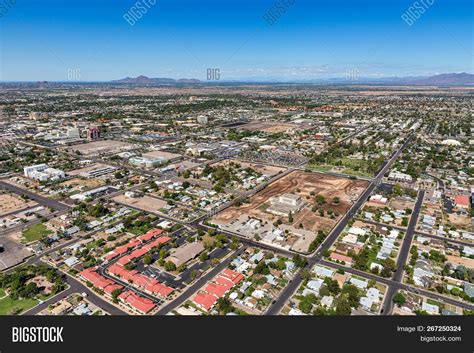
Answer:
[[0, 180, 71, 212]]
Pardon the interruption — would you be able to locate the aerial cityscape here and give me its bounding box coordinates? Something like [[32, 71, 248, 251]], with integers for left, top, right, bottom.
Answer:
[[0, 0, 473, 336], [0, 78, 472, 318]]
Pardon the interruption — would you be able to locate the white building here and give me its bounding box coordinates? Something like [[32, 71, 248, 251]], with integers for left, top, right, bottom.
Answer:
[[67, 127, 81, 139], [129, 156, 164, 168], [278, 193, 302, 206], [197, 115, 208, 124], [388, 170, 413, 183], [23, 164, 65, 181]]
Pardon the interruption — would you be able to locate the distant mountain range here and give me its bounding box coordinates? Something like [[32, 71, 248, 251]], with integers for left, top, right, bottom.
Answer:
[[111, 75, 202, 84], [360, 72, 474, 85], [414, 72, 474, 85], [108, 72, 473, 86]]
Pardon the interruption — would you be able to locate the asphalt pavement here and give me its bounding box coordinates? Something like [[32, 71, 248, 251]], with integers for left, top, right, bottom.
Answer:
[[0, 180, 71, 212]]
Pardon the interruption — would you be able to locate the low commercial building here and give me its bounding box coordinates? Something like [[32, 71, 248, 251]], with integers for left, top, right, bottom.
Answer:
[[267, 193, 304, 216], [79, 165, 116, 178], [168, 241, 205, 267], [129, 156, 164, 168], [388, 170, 413, 183]]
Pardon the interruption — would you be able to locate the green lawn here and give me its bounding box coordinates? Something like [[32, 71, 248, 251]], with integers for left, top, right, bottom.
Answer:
[[341, 168, 372, 178], [0, 296, 38, 315], [22, 223, 53, 243], [305, 164, 333, 172], [306, 160, 373, 178]]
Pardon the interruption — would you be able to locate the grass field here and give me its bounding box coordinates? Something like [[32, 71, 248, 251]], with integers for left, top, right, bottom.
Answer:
[[22, 223, 53, 243], [305, 164, 332, 172], [0, 295, 38, 315], [306, 159, 372, 178]]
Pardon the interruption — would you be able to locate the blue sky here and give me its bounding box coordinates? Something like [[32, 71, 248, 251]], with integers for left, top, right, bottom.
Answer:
[[0, 0, 472, 81]]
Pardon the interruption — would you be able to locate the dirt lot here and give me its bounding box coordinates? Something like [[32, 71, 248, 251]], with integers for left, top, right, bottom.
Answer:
[[113, 194, 167, 214], [143, 150, 182, 161], [389, 197, 415, 211], [59, 178, 104, 191], [211, 159, 286, 177], [66, 140, 134, 156], [238, 121, 299, 134], [0, 193, 37, 216], [214, 170, 368, 235], [448, 213, 472, 230]]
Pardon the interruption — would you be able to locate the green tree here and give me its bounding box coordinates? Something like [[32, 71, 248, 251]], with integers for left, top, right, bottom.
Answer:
[[164, 261, 177, 272], [393, 292, 406, 307], [335, 298, 352, 315]]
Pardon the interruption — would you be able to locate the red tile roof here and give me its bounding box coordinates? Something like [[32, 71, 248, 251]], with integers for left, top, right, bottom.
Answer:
[[118, 290, 156, 314], [191, 268, 245, 311], [220, 268, 244, 285], [129, 247, 148, 260], [154, 236, 172, 245], [108, 264, 172, 298], [80, 268, 114, 290], [108, 265, 138, 281], [137, 233, 155, 243], [454, 195, 470, 207], [204, 283, 229, 298], [130, 273, 150, 287], [144, 281, 174, 298], [330, 252, 353, 263], [193, 292, 218, 311], [116, 255, 133, 267], [103, 283, 123, 295], [137, 228, 163, 243], [214, 275, 235, 288], [104, 252, 119, 262]]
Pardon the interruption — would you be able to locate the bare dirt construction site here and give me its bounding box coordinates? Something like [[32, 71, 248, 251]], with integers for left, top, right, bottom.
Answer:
[[58, 178, 104, 191], [214, 171, 368, 241], [113, 194, 167, 215], [389, 197, 415, 211], [448, 213, 472, 231], [238, 121, 300, 134], [65, 140, 135, 156], [0, 193, 37, 216], [211, 159, 286, 177]]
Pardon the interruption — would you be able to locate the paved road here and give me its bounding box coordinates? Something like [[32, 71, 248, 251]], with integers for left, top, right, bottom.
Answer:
[[0, 205, 38, 218], [0, 181, 71, 212], [425, 173, 445, 190], [154, 247, 245, 315], [415, 231, 473, 247], [381, 190, 424, 315], [394, 190, 424, 283]]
